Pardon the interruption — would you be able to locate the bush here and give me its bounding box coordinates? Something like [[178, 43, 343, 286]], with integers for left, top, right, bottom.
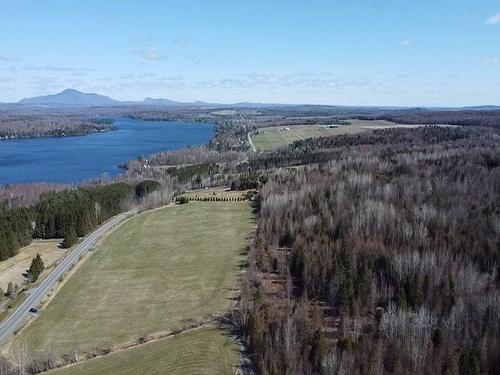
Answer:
[[176, 196, 189, 204]]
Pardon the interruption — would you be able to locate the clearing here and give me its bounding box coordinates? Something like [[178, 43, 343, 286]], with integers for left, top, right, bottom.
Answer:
[[49, 327, 239, 375], [250, 119, 399, 150], [10, 202, 254, 361], [0, 240, 65, 292]]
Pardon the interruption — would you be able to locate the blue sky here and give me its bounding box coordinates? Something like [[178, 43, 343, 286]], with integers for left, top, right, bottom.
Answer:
[[0, 0, 499, 106]]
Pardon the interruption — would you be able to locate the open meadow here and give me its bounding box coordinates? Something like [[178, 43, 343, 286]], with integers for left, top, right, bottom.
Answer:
[[250, 119, 398, 150], [10, 202, 254, 363], [49, 327, 240, 375], [0, 240, 65, 292]]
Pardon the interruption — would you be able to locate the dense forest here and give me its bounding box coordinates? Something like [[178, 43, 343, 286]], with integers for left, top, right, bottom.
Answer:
[[34, 183, 134, 238], [0, 183, 135, 262], [0, 207, 35, 261], [238, 126, 500, 374], [356, 109, 500, 128], [0, 183, 68, 211], [0, 110, 115, 139]]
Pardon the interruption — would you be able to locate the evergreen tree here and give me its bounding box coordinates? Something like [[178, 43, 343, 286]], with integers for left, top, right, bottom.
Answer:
[[62, 226, 78, 249], [135, 180, 161, 198], [28, 253, 44, 282]]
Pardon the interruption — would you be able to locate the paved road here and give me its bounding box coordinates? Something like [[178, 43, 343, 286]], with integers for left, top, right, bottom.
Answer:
[[0, 210, 135, 343]]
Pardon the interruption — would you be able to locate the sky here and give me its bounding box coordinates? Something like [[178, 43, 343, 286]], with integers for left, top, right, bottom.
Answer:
[[0, 0, 499, 106]]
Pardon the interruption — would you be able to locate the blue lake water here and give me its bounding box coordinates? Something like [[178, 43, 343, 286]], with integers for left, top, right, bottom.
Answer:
[[0, 118, 214, 185]]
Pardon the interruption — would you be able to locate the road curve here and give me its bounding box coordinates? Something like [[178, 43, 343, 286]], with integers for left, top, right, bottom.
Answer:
[[0, 210, 135, 344]]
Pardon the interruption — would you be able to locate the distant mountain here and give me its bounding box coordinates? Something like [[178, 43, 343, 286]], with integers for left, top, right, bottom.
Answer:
[[13, 89, 500, 110], [18, 89, 120, 107], [460, 105, 500, 111], [139, 98, 221, 107], [140, 97, 183, 106]]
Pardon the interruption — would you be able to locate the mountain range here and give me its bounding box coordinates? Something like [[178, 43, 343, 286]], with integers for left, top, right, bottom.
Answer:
[[14, 89, 251, 108], [18, 89, 120, 107], [6, 89, 500, 110]]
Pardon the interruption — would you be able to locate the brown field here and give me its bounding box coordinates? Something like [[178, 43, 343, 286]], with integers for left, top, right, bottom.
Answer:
[[0, 240, 66, 292]]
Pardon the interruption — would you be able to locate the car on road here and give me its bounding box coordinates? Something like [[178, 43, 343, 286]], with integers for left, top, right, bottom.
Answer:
[[28, 308, 38, 314]]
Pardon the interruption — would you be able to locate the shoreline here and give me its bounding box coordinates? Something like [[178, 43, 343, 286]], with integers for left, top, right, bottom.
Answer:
[[0, 117, 216, 187], [0, 125, 117, 142]]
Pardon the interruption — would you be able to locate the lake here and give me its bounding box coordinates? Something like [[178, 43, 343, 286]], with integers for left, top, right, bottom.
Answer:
[[0, 118, 214, 185]]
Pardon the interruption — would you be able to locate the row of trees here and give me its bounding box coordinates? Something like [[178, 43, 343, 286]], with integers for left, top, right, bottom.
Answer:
[[240, 126, 500, 374], [166, 163, 219, 183], [0, 181, 152, 262], [34, 183, 134, 239]]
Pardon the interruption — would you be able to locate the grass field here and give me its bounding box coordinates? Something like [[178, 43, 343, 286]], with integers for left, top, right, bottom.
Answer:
[[50, 327, 239, 375], [0, 240, 65, 291], [12, 202, 254, 359], [250, 119, 398, 150]]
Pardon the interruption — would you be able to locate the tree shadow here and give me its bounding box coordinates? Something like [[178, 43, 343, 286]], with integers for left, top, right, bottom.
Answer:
[[214, 314, 256, 375]]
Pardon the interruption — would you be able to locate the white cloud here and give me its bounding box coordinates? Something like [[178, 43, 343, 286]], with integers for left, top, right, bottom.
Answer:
[[194, 72, 374, 91], [173, 36, 188, 48], [140, 47, 164, 61], [0, 53, 20, 62], [486, 12, 500, 24], [473, 56, 499, 64], [484, 57, 499, 64], [188, 54, 202, 65], [23, 64, 94, 73]]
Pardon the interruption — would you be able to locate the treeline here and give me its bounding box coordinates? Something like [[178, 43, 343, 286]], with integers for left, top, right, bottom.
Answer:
[[239, 126, 500, 374], [230, 175, 263, 191], [356, 109, 500, 128], [0, 182, 138, 263], [0, 111, 115, 139], [0, 207, 35, 260], [166, 163, 219, 183], [0, 183, 68, 211], [34, 183, 134, 238]]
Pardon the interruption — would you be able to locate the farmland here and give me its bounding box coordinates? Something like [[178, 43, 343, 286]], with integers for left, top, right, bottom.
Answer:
[[249, 119, 398, 150], [50, 327, 240, 375], [11, 202, 254, 364]]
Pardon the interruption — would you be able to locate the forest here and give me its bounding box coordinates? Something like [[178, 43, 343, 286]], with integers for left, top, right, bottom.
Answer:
[[0, 207, 35, 261], [0, 106, 499, 374], [34, 182, 134, 239], [356, 109, 500, 128], [238, 126, 500, 374], [0, 110, 115, 139], [0, 183, 135, 262]]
